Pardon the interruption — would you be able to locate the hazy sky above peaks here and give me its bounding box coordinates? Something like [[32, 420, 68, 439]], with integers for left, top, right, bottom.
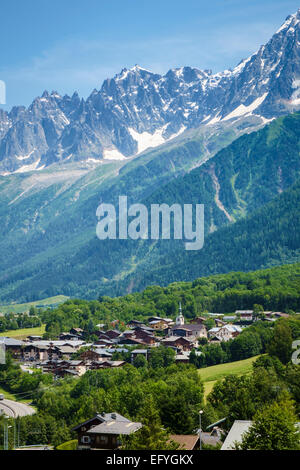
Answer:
[[0, 0, 299, 108]]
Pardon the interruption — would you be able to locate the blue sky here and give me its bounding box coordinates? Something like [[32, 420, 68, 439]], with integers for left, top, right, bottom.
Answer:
[[0, 0, 299, 108]]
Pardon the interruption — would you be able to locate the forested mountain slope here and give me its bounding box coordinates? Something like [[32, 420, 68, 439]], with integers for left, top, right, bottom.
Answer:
[[1, 112, 299, 301]]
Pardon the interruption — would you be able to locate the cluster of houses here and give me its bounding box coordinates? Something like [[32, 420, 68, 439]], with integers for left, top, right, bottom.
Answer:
[[72, 411, 223, 450], [72, 410, 300, 451], [1, 306, 291, 378], [207, 310, 290, 323]]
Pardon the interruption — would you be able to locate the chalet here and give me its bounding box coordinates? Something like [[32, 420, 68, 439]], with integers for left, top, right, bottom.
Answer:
[[80, 348, 112, 363], [236, 310, 253, 322], [59, 333, 80, 341], [29, 339, 85, 349], [148, 316, 173, 326], [148, 316, 164, 323], [161, 336, 195, 351], [105, 330, 121, 340], [88, 361, 107, 370], [27, 335, 43, 341], [69, 328, 84, 337], [57, 360, 86, 377], [70, 327, 84, 334], [23, 340, 85, 360], [131, 349, 149, 364], [42, 359, 86, 376], [22, 344, 57, 362], [133, 325, 155, 334], [99, 360, 126, 369], [121, 330, 136, 338], [73, 412, 142, 450], [41, 359, 69, 374], [117, 337, 144, 346], [127, 320, 145, 329], [1, 337, 24, 359], [169, 324, 207, 339], [54, 345, 78, 360], [87, 360, 125, 370], [175, 353, 190, 364], [133, 329, 157, 345], [149, 319, 170, 330], [139, 335, 157, 346], [109, 348, 129, 355], [236, 310, 253, 315], [93, 331, 109, 340], [93, 338, 114, 347], [208, 325, 242, 342]]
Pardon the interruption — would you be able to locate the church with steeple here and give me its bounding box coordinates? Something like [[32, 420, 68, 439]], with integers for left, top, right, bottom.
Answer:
[[176, 303, 185, 326]]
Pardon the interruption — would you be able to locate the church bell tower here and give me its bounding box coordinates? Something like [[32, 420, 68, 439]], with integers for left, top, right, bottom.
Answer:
[[176, 302, 185, 326]]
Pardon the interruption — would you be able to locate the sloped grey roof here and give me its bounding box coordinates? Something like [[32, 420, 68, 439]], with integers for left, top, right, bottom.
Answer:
[[171, 324, 206, 332], [93, 349, 112, 356], [29, 340, 85, 347], [1, 337, 24, 346], [87, 420, 142, 435], [162, 336, 194, 343], [221, 421, 252, 450], [56, 346, 77, 353], [221, 420, 300, 450]]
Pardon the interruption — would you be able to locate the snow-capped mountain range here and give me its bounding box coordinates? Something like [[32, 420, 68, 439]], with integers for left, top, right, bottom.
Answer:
[[0, 9, 300, 175]]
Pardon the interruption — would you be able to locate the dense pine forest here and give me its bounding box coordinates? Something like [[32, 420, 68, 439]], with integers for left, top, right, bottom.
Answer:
[[1, 112, 300, 302]]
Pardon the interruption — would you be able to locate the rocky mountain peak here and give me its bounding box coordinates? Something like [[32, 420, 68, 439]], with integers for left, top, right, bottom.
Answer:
[[0, 10, 300, 174]]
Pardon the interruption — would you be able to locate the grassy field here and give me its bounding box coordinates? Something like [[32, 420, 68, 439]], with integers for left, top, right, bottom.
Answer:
[[56, 440, 78, 450], [199, 355, 260, 398], [0, 325, 46, 339], [0, 295, 69, 314], [0, 385, 33, 404], [0, 385, 19, 401]]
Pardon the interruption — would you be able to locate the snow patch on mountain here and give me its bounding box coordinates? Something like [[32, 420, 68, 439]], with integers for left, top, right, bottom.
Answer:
[[222, 93, 269, 121], [15, 150, 36, 161], [103, 148, 126, 160], [129, 127, 166, 154], [14, 159, 42, 173]]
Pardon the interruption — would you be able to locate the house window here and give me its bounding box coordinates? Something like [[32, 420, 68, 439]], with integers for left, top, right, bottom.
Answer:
[[100, 435, 108, 444], [81, 435, 90, 444]]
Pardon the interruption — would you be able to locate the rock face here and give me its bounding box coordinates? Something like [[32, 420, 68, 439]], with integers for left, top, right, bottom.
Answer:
[[0, 9, 300, 174]]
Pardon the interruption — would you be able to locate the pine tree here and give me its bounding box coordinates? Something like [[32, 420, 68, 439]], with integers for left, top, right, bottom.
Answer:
[[267, 320, 293, 364], [236, 397, 300, 450]]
